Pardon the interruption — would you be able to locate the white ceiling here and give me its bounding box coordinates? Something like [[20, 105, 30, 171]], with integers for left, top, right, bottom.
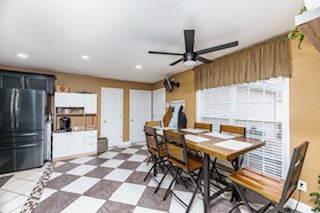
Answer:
[[0, 0, 304, 83]]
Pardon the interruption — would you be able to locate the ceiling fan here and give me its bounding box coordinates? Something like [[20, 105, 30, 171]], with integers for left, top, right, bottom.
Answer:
[[148, 30, 238, 66]]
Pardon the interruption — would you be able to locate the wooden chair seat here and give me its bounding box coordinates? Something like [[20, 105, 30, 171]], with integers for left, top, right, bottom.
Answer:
[[168, 157, 203, 173], [229, 167, 284, 203], [228, 141, 309, 213]]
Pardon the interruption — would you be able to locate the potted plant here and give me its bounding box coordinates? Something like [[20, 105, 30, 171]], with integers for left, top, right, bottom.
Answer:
[[310, 175, 320, 212], [287, 7, 307, 49]]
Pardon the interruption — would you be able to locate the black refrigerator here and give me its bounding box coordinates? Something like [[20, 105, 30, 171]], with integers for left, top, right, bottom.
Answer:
[[0, 88, 46, 174]]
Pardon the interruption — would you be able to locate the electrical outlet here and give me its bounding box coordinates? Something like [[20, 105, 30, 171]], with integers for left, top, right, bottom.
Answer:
[[297, 180, 307, 192]]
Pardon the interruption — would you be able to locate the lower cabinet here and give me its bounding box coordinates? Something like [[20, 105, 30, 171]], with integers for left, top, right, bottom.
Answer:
[[52, 130, 97, 159]]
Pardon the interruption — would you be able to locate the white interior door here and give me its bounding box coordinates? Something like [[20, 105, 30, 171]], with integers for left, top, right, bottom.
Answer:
[[101, 88, 123, 147], [152, 88, 166, 123], [130, 90, 152, 143]]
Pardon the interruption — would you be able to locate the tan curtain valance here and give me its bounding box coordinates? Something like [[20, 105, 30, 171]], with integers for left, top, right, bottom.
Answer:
[[194, 33, 292, 90]]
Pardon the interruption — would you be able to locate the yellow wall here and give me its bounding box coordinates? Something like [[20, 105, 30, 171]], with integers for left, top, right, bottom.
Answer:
[[0, 65, 152, 141], [290, 39, 320, 206]]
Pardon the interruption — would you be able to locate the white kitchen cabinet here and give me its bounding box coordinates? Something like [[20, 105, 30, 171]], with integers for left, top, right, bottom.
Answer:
[[52, 132, 70, 158], [84, 130, 97, 152], [84, 94, 97, 114], [52, 131, 96, 159], [53, 131, 84, 158], [55, 92, 84, 107]]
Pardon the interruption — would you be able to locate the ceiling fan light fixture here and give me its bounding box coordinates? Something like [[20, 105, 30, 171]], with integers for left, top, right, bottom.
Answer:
[[183, 60, 196, 66]]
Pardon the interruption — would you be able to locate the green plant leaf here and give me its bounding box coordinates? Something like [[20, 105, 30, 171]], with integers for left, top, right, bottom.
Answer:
[[310, 192, 320, 197]]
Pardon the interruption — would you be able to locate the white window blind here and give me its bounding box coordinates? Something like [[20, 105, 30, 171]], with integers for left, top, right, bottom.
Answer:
[[197, 77, 289, 178]]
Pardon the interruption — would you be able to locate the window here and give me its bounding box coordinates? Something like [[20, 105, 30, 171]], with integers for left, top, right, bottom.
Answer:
[[196, 77, 289, 178]]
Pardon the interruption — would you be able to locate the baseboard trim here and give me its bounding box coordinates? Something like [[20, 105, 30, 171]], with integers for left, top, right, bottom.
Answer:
[[286, 198, 312, 213]]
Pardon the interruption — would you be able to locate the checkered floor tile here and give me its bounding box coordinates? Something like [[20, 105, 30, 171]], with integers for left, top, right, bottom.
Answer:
[[30, 143, 242, 213]]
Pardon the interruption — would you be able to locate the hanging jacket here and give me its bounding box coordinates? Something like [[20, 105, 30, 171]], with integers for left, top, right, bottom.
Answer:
[[178, 106, 187, 128], [163, 106, 173, 127]]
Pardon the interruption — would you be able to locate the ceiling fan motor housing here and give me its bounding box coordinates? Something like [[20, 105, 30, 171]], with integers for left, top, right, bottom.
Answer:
[[183, 52, 196, 62]]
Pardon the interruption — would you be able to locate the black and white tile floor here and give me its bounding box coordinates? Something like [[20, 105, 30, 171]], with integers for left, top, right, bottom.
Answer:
[[1, 143, 290, 213]]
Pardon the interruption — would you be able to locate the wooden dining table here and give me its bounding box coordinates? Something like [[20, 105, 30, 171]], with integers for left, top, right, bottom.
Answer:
[[156, 127, 265, 213]]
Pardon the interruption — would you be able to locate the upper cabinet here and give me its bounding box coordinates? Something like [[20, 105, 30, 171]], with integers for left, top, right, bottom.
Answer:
[[55, 92, 85, 107], [55, 93, 97, 112], [25, 75, 54, 94], [0, 70, 55, 94], [84, 94, 97, 114], [0, 72, 25, 89]]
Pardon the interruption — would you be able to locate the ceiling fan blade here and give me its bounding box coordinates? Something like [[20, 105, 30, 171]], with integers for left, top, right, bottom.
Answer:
[[196, 41, 239, 55], [196, 56, 212, 64], [148, 51, 183, 56], [184, 30, 195, 53], [169, 58, 183, 66]]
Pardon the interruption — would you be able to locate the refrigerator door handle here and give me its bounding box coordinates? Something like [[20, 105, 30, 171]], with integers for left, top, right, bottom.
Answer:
[[10, 89, 15, 128], [15, 89, 20, 128], [11, 132, 39, 137], [0, 143, 38, 150]]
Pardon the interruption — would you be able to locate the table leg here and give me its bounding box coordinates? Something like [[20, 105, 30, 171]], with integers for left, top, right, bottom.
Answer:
[[204, 153, 210, 213]]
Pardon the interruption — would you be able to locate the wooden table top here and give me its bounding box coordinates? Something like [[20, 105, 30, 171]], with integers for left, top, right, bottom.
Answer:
[[159, 128, 265, 161]]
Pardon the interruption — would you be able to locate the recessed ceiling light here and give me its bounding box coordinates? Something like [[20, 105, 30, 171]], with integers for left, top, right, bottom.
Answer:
[[17, 53, 28, 58], [135, 65, 142, 69], [81, 55, 90, 60]]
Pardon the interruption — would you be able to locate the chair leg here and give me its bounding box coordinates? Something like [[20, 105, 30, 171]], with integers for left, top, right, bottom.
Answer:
[[163, 167, 182, 201], [232, 183, 254, 213], [154, 162, 169, 193], [146, 154, 151, 165], [144, 162, 156, 181], [186, 169, 204, 213]]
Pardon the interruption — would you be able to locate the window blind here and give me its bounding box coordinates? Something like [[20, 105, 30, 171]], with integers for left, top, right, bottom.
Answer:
[[197, 77, 289, 178]]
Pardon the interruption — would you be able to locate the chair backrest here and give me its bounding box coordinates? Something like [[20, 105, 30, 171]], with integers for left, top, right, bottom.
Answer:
[[144, 126, 162, 157], [163, 130, 189, 170], [220, 124, 246, 137], [194, 122, 212, 132], [145, 121, 162, 127], [280, 141, 309, 204]]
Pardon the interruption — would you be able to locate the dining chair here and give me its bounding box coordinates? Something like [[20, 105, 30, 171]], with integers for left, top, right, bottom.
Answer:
[[220, 124, 246, 137], [163, 130, 204, 212], [143, 126, 168, 193], [211, 125, 246, 187], [228, 141, 309, 213], [194, 122, 213, 132], [145, 120, 162, 127], [145, 121, 163, 165]]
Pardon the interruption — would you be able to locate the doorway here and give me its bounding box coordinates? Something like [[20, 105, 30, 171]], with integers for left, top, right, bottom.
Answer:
[[101, 87, 123, 147], [152, 88, 166, 122], [129, 90, 151, 143]]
